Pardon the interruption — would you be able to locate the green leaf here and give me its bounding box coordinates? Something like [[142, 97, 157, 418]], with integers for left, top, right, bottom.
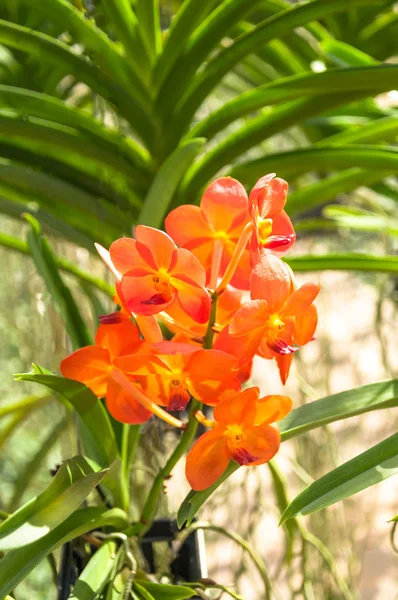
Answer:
[[136, 581, 196, 600], [153, 0, 218, 89], [280, 432, 398, 523], [323, 205, 398, 235], [68, 540, 118, 600], [14, 371, 118, 467], [280, 379, 398, 441], [0, 231, 114, 297], [0, 507, 128, 598], [139, 138, 205, 228], [0, 391, 51, 418], [230, 146, 398, 185], [284, 253, 398, 273], [189, 64, 398, 140], [25, 215, 92, 350], [135, 0, 161, 63], [0, 19, 154, 143], [7, 415, 70, 512], [172, 0, 383, 132], [321, 39, 378, 66], [0, 456, 107, 550], [177, 461, 240, 528], [120, 424, 141, 513]]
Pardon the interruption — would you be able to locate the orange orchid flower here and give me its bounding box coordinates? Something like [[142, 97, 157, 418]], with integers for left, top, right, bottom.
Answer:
[[165, 177, 251, 290], [249, 174, 295, 262], [186, 387, 292, 490], [108, 226, 211, 324], [216, 254, 320, 384], [114, 342, 241, 411], [60, 319, 154, 424]]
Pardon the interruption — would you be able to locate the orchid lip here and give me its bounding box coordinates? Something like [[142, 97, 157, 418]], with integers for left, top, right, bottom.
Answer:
[[141, 293, 171, 305], [232, 447, 259, 466], [269, 339, 299, 355], [99, 312, 124, 324]]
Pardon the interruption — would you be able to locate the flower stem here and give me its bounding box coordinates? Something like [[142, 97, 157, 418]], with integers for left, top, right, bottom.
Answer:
[[203, 291, 218, 349], [216, 222, 253, 294], [126, 399, 201, 537]]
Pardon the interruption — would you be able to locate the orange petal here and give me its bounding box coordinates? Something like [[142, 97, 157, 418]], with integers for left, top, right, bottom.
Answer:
[[244, 394, 293, 426], [231, 423, 280, 466], [214, 387, 260, 426], [110, 238, 146, 275], [114, 352, 168, 376], [95, 243, 121, 280], [165, 205, 211, 247], [215, 324, 263, 367], [216, 287, 244, 327], [295, 304, 318, 346], [282, 282, 320, 317], [262, 210, 296, 256], [106, 378, 153, 424], [186, 349, 240, 404], [95, 320, 141, 359], [275, 353, 294, 385], [201, 177, 249, 233], [250, 175, 288, 218], [250, 254, 293, 311], [120, 272, 175, 316], [135, 225, 176, 271], [185, 427, 230, 491], [172, 278, 211, 324], [229, 299, 268, 336], [60, 346, 110, 397], [170, 247, 207, 287], [229, 247, 251, 290], [135, 315, 163, 343]]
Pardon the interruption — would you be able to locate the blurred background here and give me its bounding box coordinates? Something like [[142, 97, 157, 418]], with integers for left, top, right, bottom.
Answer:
[[0, 0, 397, 598]]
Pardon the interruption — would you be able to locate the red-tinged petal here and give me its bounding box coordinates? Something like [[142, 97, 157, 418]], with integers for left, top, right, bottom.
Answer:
[[135, 315, 163, 343], [250, 175, 288, 218], [229, 247, 251, 290], [135, 225, 176, 271], [60, 346, 110, 397], [120, 272, 175, 316], [233, 423, 280, 466], [295, 304, 318, 346], [282, 282, 320, 317], [170, 247, 207, 287], [165, 205, 212, 247], [229, 299, 268, 337], [201, 177, 249, 233], [215, 325, 263, 367], [152, 341, 197, 355], [172, 278, 211, 324], [185, 427, 230, 491], [244, 394, 293, 426], [214, 387, 260, 426], [275, 353, 294, 385], [110, 238, 147, 275], [95, 320, 141, 359], [168, 385, 191, 411], [250, 254, 293, 311], [106, 378, 153, 424], [237, 360, 253, 384], [99, 311, 128, 325], [265, 210, 295, 256]]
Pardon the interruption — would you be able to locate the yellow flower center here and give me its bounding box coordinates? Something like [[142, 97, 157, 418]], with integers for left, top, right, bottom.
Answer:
[[152, 270, 172, 294], [226, 424, 246, 444], [257, 217, 273, 244]]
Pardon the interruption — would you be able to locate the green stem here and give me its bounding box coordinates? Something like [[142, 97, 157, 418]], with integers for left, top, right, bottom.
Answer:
[[203, 291, 218, 349], [127, 400, 200, 537], [120, 424, 141, 513]]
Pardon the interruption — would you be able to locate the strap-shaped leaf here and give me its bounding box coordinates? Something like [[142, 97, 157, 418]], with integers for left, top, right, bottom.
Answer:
[[0, 507, 128, 598], [280, 432, 398, 522], [172, 0, 382, 132], [68, 540, 118, 600], [135, 0, 161, 63], [0, 20, 155, 143], [15, 370, 118, 467], [153, 0, 218, 88], [285, 254, 398, 273], [323, 206, 398, 236], [0, 456, 107, 551], [138, 138, 205, 228], [229, 145, 398, 185], [280, 379, 398, 441], [320, 39, 378, 66], [188, 65, 398, 140], [0, 231, 114, 296]]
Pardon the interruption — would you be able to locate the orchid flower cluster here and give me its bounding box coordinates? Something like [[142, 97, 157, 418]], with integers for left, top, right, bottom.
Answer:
[[61, 175, 320, 491]]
